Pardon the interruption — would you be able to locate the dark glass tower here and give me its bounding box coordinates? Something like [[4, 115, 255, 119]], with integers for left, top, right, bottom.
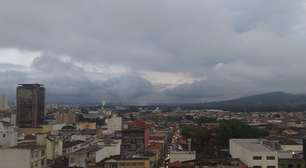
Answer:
[[16, 84, 45, 128]]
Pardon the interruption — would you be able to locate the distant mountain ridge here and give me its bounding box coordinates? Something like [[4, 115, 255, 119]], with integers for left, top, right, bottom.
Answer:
[[197, 92, 306, 112]]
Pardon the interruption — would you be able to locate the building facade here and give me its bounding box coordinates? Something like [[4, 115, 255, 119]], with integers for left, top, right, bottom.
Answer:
[[121, 128, 146, 158], [106, 116, 122, 134], [104, 158, 150, 168], [0, 146, 46, 168], [0, 121, 17, 147], [55, 111, 76, 124], [16, 84, 45, 128]]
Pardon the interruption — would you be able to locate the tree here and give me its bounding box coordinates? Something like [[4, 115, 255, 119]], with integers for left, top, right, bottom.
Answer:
[[61, 125, 76, 130], [181, 125, 215, 158], [195, 117, 216, 125], [216, 120, 268, 148]]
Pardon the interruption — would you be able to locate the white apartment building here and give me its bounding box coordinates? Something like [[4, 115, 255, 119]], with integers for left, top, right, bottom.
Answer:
[[230, 139, 278, 168], [68, 139, 121, 168], [105, 116, 122, 134], [0, 121, 17, 147]]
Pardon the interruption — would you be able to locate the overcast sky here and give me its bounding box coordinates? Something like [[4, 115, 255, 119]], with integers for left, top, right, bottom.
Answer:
[[1, 0, 306, 104]]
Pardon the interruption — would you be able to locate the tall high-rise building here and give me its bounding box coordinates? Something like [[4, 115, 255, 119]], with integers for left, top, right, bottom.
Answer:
[[0, 95, 9, 109], [16, 84, 45, 128], [121, 128, 146, 158]]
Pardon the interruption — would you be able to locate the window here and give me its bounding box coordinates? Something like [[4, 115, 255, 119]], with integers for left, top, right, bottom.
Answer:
[[253, 156, 262, 160], [2, 134, 6, 138], [288, 164, 293, 168], [253, 166, 262, 168], [297, 164, 302, 168], [32, 152, 38, 158], [267, 156, 275, 160]]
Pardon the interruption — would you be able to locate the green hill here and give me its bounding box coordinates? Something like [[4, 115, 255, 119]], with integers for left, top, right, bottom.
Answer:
[[195, 92, 306, 112]]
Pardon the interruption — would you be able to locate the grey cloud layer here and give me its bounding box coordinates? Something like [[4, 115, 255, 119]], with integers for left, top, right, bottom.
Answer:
[[1, 0, 306, 104]]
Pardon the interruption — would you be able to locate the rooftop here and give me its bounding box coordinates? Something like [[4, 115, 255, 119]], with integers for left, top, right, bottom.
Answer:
[[231, 139, 274, 152], [74, 145, 101, 154], [18, 84, 44, 87], [63, 140, 84, 148], [13, 142, 45, 150]]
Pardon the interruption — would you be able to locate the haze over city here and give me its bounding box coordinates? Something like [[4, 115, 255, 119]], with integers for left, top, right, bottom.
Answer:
[[1, 0, 306, 104]]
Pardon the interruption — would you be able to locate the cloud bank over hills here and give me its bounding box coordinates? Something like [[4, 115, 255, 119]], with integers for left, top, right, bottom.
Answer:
[[1, 0, 306, 104]]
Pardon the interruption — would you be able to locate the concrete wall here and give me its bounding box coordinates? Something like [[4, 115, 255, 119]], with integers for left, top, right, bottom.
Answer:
[[96, 144, 121, 163], [0, 149, 31, 168], [0, 122, 17, 147]]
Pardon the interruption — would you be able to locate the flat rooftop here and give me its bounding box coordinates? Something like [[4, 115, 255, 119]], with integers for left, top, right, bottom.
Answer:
[[18, 84, 44, 87], [231, 139, 274, 152]]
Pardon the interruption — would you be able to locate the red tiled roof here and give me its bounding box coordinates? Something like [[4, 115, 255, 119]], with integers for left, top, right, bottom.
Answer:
[[178, 138, 188, 145], [129, 119, 153, 129], [150, 136, 164, 140], [169, 161, 182, 168], [147, 142, 163, 150]]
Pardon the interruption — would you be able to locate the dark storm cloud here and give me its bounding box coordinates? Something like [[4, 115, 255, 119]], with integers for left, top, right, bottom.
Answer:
[[0, 0, 306, 104], [0, 56, 157, 104]]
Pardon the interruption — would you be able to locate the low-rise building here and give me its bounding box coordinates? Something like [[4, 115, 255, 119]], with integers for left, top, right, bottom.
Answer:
[[105, 116, 122, 134], [230, 139, 278, 168], [63, 140, 87, 155], [54, 111, 76, 124], [96, 139, 121, 161], [0, 143, 47, 168], [78, 122, 97, 130], [68, 145, 101, 168]]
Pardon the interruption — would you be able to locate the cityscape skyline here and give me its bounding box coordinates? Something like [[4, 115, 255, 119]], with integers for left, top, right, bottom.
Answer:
[[2, 1, 306, 168]]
